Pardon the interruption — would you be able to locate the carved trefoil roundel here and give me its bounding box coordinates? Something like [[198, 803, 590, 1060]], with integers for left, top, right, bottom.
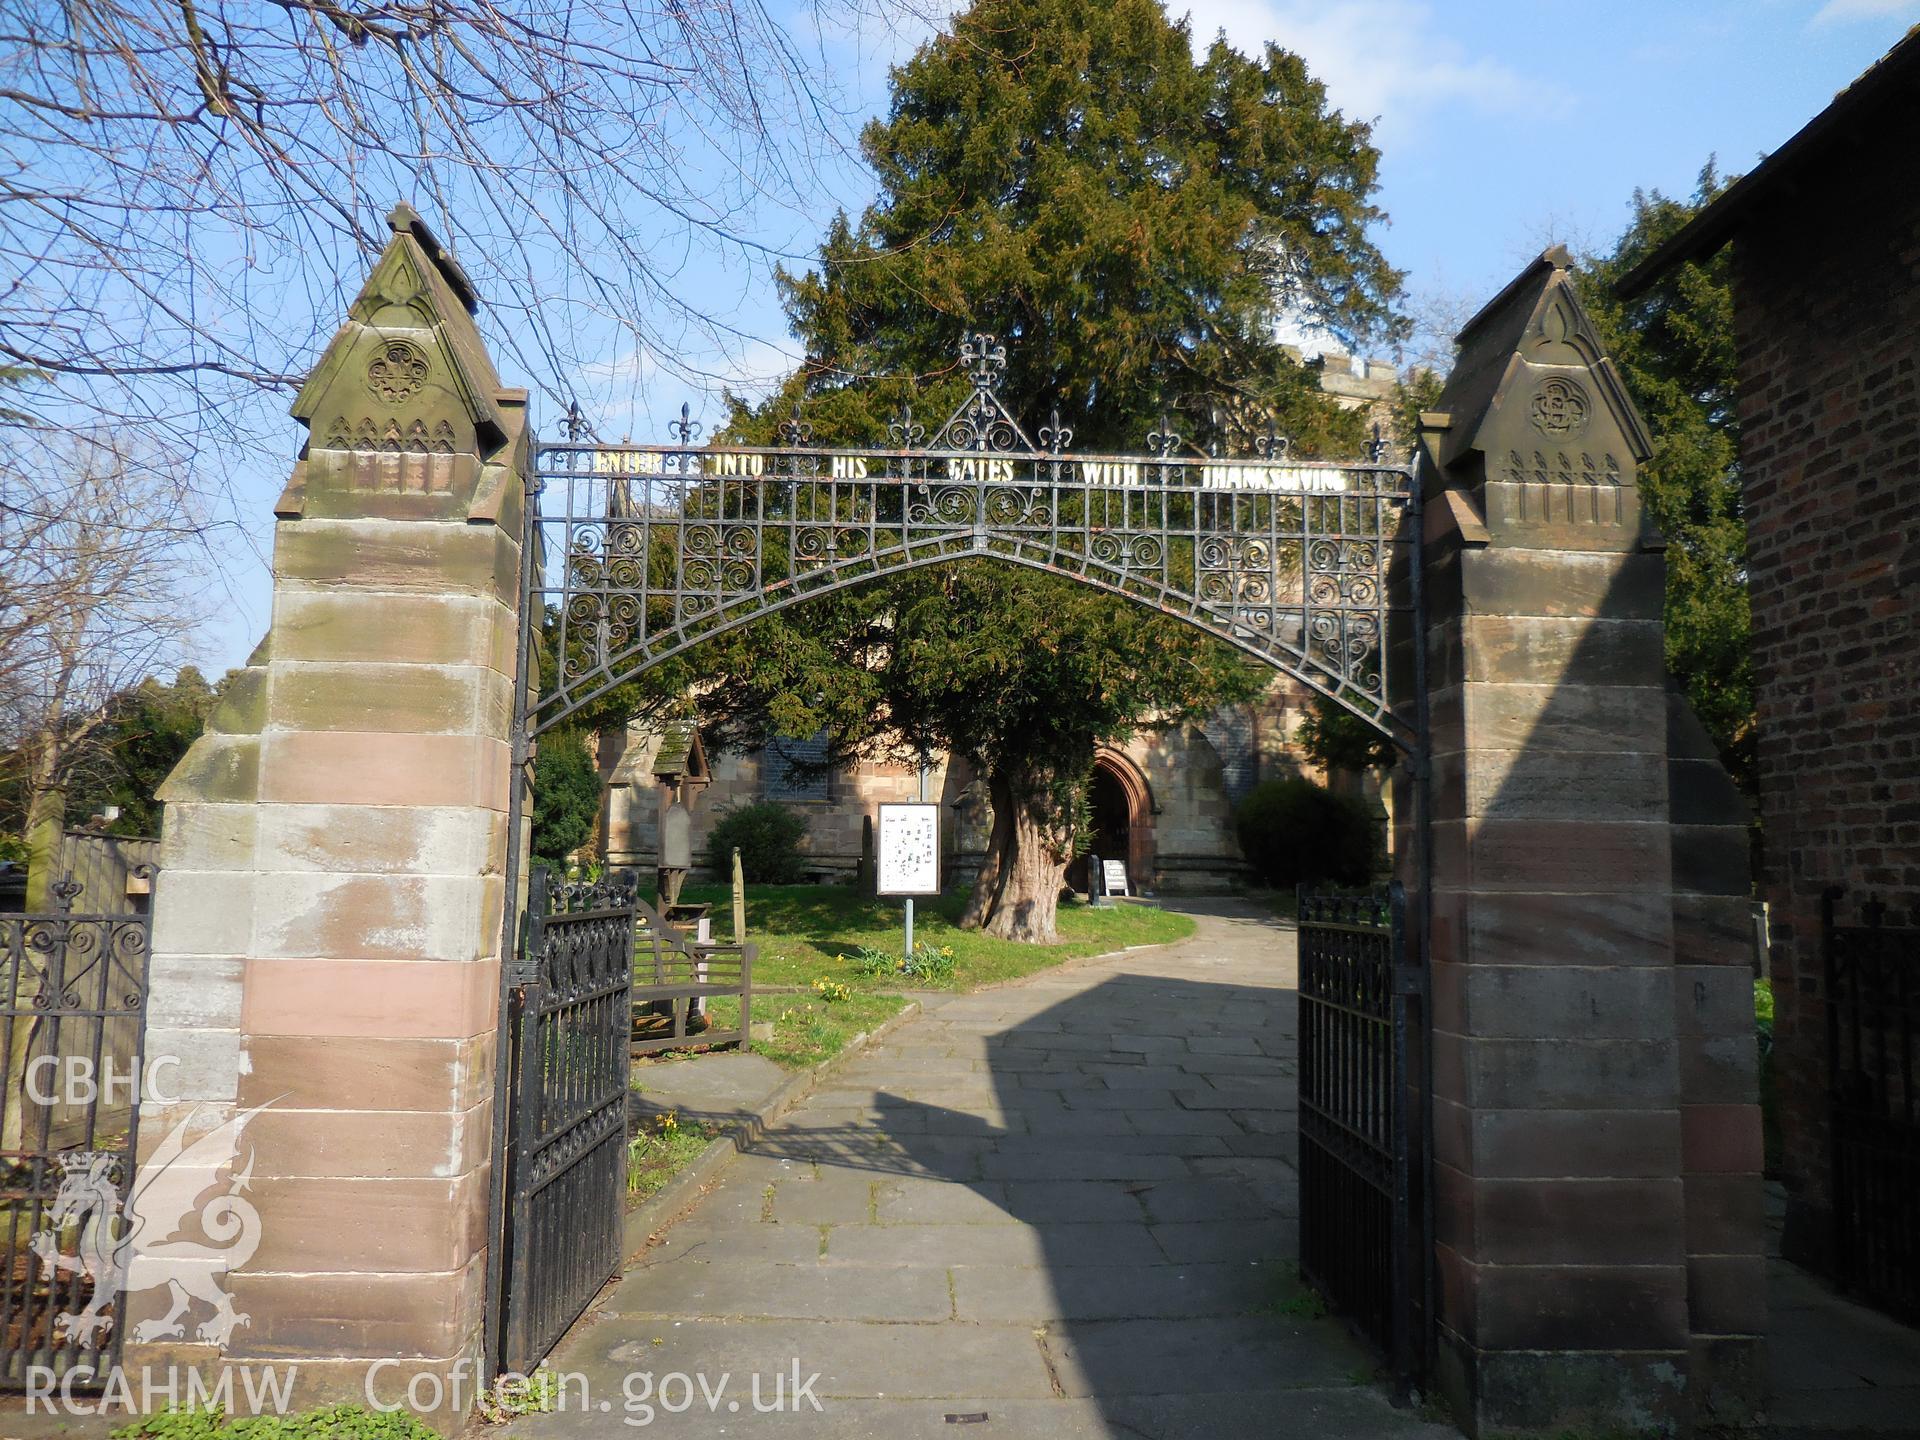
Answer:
[[366, 339, 431, 404], [1529, 376, 1591, 438]]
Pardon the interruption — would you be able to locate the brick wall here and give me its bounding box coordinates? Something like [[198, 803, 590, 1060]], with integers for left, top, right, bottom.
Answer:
[[1728, 119, 1920, 1267]]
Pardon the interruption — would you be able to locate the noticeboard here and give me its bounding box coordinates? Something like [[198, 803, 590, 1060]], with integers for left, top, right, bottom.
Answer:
[[877, 803, 941, 896], [1102, 859, 1130, 896]]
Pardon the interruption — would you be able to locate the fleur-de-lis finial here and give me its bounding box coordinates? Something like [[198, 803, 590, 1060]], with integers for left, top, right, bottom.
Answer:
[[959, 332, 1007, 389], [1038, 408, 1073, 455], [668, 401, 702, 446], [888, 403, 926, 450], [1367, 422, 1390, 464], [1254, 415, 1291, 461], [778, 401, 813, 447], [50, 876, 83, 913], [562, 400, 590, 442], [1147, 406, 1182, 459]]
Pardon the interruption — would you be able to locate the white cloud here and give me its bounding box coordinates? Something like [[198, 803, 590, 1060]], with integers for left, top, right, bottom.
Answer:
[[1811, 0, 1920, 24], [1177, 0, 1535, 140]]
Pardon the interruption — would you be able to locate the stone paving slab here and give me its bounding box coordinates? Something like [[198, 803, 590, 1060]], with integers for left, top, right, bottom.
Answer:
[[818, 1221, 1167, 1268], [508, 899, 1458, 1440], [629, 1050, 789, 1128], [609, 1257, 953, 1322], [1045, 1315, 1368, 1397], [951, 1259, 1278, 1322]]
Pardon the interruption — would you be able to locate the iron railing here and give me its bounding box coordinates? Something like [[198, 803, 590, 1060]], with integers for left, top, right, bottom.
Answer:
[[0, 878, 152, 1387], [1824, 890, 1920, 1320], [1297, 883, 1424, 1391], [500, 868, 636, 1373]]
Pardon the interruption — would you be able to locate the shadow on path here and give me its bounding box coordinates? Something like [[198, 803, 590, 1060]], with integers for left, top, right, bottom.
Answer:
[[509, 898, 1457, 1439]]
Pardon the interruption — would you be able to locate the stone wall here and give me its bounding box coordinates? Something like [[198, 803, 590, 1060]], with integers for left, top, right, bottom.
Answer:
[[1727, 118, 1920, 1271], [600, 679, 1328, 895]]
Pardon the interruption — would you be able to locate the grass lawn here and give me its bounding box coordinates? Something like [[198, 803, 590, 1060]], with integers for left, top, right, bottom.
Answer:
[[626, 1115, 722, 1204], [672, 882, 1196, 992], [707, 989, 912, 1070]]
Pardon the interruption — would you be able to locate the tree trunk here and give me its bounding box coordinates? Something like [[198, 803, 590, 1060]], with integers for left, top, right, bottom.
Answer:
[[22, 753, 63, 912], [980, 763, 1075, 944], [958, 771, 1014, 931]]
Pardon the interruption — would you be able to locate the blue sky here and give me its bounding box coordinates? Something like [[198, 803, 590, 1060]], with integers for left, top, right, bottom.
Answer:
[[194, 0, 1917, 671]]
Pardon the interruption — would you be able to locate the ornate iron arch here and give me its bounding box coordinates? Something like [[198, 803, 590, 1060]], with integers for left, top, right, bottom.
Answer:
[[520, 335, 1420, 748]]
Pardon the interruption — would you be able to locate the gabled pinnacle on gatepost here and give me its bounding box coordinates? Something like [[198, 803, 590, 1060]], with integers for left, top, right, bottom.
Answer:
[[282, 202, 516, 516], [1430, 245, 1660, 545]]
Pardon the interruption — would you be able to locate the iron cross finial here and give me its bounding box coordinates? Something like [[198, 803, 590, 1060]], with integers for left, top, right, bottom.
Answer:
[[960, 333, 1007, 389], [1367, 422, 1390, 464]]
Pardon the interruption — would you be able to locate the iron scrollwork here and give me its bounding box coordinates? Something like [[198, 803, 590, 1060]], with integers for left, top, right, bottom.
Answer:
[[528, 336, 1414, 746]]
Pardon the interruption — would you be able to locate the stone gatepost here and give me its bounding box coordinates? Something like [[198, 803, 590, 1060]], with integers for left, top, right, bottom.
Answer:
[[134, 206, 525, 1421], [1415, 247, 1763, 1434]]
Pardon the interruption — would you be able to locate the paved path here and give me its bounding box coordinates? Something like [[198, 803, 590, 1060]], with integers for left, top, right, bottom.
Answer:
[[510, 899, 1455, 1439]]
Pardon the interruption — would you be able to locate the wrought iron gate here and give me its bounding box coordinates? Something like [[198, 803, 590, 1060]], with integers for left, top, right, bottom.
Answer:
[[0, 878, 153, 1386], [1297, 884, 1426, 1389], [1823, 890, 1920, 1320], [486, 330, 1433, 1371], [500, 867, 637, 1372]]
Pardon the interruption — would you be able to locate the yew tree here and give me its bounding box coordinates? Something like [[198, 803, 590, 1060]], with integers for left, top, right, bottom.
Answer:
[[671, 0, 1404, 940], [1579, 165, 1752, 789]]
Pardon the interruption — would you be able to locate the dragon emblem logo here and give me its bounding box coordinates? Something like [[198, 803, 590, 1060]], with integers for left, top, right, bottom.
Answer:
[[31, 1101, 274, 1347]]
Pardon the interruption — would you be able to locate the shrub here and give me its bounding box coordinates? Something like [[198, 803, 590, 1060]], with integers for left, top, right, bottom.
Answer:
[[530, 727, 602, 867], [705, 802, 809, 883], [1234, 777, 1376, 890]]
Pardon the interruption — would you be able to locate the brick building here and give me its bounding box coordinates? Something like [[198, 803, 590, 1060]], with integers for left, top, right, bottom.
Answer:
[[1621, 31, 1920, 1294]]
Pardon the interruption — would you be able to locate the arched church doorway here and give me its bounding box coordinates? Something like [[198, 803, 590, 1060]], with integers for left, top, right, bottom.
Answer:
[[1068, 753, 1151, 895]]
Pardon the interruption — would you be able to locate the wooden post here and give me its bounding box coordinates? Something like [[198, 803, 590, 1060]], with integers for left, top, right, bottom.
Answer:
[[730, 846, 746, 943]]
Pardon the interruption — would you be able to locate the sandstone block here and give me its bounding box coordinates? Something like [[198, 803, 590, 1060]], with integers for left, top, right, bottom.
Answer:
[[1464, 614, 1665, 687], [259, 732, 510, 810], [251, 872, 499, 964], [240, 957, 500, 1041], [274, 518, 519, 603], [151, 872, 256, 956]]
